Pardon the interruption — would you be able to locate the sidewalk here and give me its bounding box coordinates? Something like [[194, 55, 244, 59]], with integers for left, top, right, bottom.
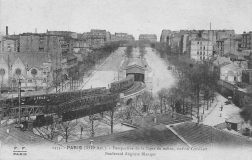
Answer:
[[191, 93, 242, 126], [78, 54, 112, 90]]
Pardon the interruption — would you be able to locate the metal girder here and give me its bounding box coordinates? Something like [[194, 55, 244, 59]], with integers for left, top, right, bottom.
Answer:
[[0, 105, 45, 120], [0, 93, 120, 119], [56, 93, 120, 115], [0, 87, 107, 108]]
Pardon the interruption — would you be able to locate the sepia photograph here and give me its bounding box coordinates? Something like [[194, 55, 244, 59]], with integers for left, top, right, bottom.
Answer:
[[0, 0, 252, 159]]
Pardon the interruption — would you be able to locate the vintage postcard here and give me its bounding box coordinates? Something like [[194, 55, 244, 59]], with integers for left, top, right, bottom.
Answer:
[[0, 0, 252, 160]]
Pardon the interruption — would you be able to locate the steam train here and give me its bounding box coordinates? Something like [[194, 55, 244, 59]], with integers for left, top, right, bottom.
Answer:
[[0, 75, 135, 109], [109, 75, 134, 93], [0, 87, 107, 107]]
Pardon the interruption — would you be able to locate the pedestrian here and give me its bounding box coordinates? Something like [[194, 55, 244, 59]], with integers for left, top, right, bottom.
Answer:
[[220, 104, 223, 111]]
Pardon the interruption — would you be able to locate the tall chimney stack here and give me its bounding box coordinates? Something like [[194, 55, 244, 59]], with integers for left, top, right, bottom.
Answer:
[[35, 28, 37, 33], [6, 26, 8, 36]]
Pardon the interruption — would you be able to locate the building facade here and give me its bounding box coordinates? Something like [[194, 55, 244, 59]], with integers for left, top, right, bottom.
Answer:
[[0, 37, 19, 52], [0, 52, 54, 91], [240, 32, 252, 50], [19, 33, 62, 53], [219, 63, 243, 83], [139, 34, 157, 42], [160, 30, 171, 43], [216, 38, 237, 56], [187, 38, 213, 61], [110, 33, 135, 42], [84, 29, 107, 48]]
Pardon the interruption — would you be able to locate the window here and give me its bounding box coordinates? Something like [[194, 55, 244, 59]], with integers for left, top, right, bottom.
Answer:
[[197, 51, 199, 55], [15, 68, 22, 75], [204, 46, 205, 50], [200, 52, 202, 55], [197, 42, 199, 45], [31, 69, 38, 76], [28, 79, 33, 83], [203, 52, 205, 55]]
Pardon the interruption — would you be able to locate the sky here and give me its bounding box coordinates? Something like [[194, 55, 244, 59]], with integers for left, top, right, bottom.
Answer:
[[1, 0, 252, 40]]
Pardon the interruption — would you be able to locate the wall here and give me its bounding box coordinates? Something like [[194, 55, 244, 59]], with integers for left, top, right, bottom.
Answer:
[[220, 67, 242, 82], [1, 39, 18, 52], [190, 40, 213, 61], [0, 58, 9, 85]]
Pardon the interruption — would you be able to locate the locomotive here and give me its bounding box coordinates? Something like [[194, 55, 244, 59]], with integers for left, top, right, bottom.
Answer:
[[109, 75, 134, 93]]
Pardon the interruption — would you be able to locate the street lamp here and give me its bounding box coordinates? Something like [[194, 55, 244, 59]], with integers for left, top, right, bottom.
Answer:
[[18, 79, 21, 125], [15, 79, 22, 128]]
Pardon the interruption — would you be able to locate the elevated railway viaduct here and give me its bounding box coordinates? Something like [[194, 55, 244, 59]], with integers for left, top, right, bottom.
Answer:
[[0, 82, 146, 124]]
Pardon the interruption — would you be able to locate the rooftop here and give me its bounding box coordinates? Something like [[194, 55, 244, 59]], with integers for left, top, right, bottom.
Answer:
[[121, 57, 149, 70], [68, 124, 187, 147], [213, 56, 233, 66], [123, 112, 193, 128], [171, 121, 252, 149], [68, 121, 252, 149], [226, 115, 244, 124], [66, 53, 78, 61], [0, 52, 49, 69]]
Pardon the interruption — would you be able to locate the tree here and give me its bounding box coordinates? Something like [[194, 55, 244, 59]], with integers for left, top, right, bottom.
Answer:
[[125, 45, 133, 58], [157, 88, 168, 113], [240, 85, 252, 125], [57, 121, 78, 142], [139, 46, 146, 58], [140, 91, 153, 113], [101, 103, 124, 134], [80, 114, 101, 138]]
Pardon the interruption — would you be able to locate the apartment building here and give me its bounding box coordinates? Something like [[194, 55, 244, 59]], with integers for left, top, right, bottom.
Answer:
[[187, 37, 213, 61], [139, 34, 157, 42]]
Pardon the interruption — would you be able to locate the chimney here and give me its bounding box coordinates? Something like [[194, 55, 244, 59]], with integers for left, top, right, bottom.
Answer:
[[6, 26, 8, 36], [35, 28, 37, 33]]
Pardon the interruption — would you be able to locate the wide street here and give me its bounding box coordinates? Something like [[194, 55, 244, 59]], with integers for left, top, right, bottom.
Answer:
[[80, 47, 125, 90], [144, 47, 175, 96]]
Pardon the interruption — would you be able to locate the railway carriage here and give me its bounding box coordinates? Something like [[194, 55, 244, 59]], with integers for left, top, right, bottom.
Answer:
[[109, 75, 134, 93]]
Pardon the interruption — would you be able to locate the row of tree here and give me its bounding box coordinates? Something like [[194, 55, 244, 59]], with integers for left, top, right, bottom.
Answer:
[[154, 42, 252, 126], [35, 101, 127, 142], [151, 42, 219, 122], [125, 45, 133, 58]]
